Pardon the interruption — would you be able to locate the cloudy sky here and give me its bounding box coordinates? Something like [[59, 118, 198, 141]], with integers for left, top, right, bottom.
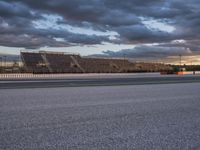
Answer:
[[0, 0, 200, 64]]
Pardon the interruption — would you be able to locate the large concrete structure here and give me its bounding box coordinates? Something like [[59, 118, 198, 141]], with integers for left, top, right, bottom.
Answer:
[[21, 51, 172, 73]]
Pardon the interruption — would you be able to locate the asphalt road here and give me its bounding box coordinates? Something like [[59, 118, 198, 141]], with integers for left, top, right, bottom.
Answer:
[[1, 83, 200, 150], [0, 74, 200, 89]]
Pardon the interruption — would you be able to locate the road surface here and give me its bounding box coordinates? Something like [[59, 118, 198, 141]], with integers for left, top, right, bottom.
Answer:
[[1, 74, 200, 89], [1, 82, 200, 149]]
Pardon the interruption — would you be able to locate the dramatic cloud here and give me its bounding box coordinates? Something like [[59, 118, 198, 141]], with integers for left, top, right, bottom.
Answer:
[[103, 45, 192, 58], [0, 0, 200, 60]]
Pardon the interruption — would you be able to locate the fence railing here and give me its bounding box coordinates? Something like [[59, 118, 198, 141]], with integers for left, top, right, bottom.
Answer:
[[0, 73, 129, 79], [0, 72, 200, 80], [0, 73, 86, 79]]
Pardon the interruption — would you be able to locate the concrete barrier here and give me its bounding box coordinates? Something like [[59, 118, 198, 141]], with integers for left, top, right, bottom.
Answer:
[[176, 71, 200, 75], [161, 71, 200, 75]]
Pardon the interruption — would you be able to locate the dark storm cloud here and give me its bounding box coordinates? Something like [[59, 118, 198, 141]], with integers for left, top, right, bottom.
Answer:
[[0, 0, 200, 58], [0, 28, 110, 48], [103, 44, 192, 59], [115, 25, 174, 44], [0, 0, 111, 48], [0, 1, 32, 18], [0, 34, 67, 49]]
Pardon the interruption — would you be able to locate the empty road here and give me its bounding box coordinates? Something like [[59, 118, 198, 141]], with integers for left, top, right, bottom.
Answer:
[[1, 74, 200, 89], [1, 82, 200, 149]]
